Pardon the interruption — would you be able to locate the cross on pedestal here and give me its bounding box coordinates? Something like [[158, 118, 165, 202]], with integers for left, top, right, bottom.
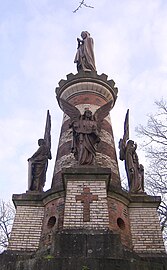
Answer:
[[76, 187, 98, 222]]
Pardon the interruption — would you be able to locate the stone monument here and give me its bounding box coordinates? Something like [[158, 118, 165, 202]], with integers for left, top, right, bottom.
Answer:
[[1, 31, 166, 270]]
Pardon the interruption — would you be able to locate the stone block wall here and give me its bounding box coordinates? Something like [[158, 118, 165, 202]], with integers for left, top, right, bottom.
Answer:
[[129, 205, 165, 253], [63, 180, 109, 229], [8, 205, 44, 251]]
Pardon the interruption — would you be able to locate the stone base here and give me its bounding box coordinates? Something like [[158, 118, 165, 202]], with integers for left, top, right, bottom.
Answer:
[[1, 255, 167, 270], [8, 180, 166, 254], [8, 193, 44, 251], [1, 229, 167, 270], [50, 229, 124, 258]]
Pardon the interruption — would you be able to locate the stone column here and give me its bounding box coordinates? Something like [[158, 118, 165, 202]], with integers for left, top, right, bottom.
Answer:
[[51, 71, 121, 192]]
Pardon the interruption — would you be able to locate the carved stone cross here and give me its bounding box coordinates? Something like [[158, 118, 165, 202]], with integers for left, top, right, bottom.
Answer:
[[76, 187, 98, 222]]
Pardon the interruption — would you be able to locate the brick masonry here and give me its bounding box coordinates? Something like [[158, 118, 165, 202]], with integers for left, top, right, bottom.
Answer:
[[108, 196, 132, 249], [63, 180, 109, 229], [52, 72, 120, 192], [8, 205, 44, 251], [40, 197, 65, 248], [129, 205, 165, 253]]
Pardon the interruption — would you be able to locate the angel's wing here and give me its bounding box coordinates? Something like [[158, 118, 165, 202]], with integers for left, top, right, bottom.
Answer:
[[119, 109, 129, 161], [118, 139, 125, 161], [44, 110, 52, 159], [123, 109, 129, 143], [93, 100, 113, 130], [58, 98, 81, 122]]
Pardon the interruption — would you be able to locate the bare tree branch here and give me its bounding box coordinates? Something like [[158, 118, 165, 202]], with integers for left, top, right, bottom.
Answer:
[[136, 99, 167, 245], [73, 0, 94, 13], [0, 200, 15, 253]]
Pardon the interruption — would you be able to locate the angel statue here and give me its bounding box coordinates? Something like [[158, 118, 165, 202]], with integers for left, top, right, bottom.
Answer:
[[27, 110, 52, 192], [119, 110, 144, 193], [58, 98, 113, 165]]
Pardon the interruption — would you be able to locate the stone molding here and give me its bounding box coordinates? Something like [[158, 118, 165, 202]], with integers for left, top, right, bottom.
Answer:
[[12, 189, 65, 207], [56, 71, 118, 106], [62, 167, 111, 191]]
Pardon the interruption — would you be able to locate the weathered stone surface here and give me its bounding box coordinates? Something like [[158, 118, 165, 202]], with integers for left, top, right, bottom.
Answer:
[[1, 232, 167, 270], [51, 230, 124, 258]]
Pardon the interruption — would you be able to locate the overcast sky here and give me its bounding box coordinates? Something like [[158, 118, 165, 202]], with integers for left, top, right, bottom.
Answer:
[[0, 0, 167, 201]]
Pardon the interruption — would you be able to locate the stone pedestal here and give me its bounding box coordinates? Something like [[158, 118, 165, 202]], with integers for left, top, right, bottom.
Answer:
[[129, 195, 165, 254], [50, 229, 124, 258], [8, 193, 44, 251]]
